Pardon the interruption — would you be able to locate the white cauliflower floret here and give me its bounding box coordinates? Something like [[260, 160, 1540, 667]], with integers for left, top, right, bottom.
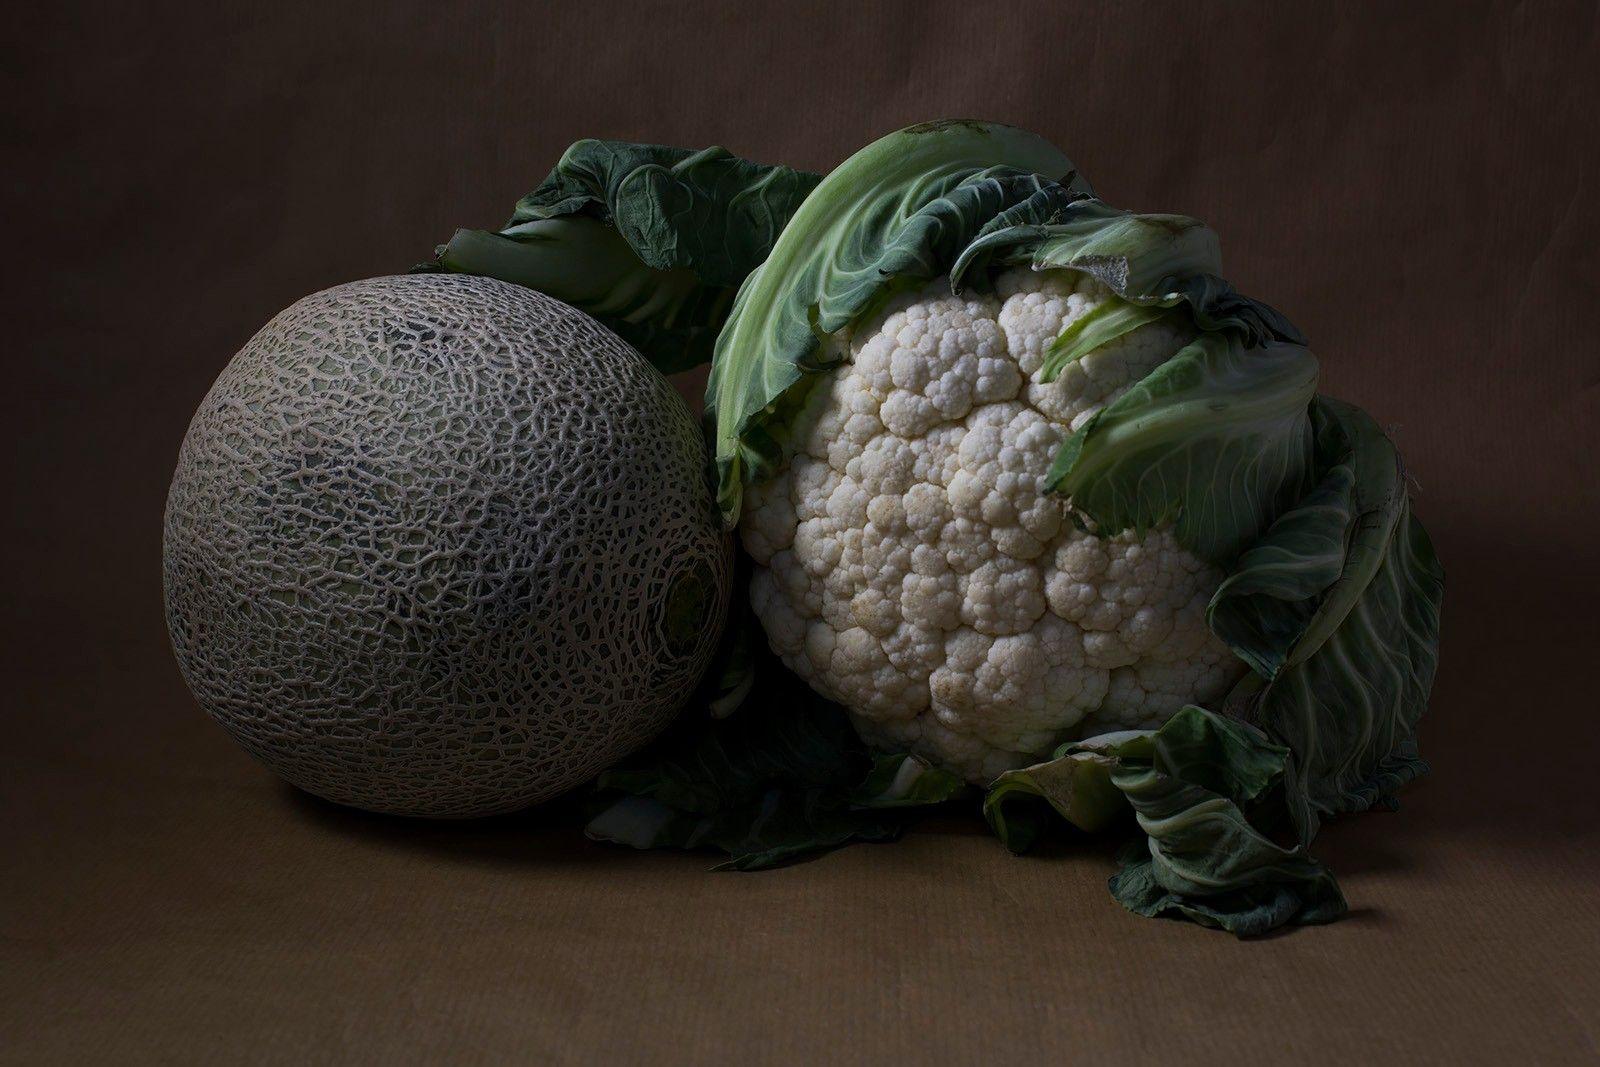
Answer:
[[957, 555, 1046, 635], [738, 268, 1246, 784], [857, 291, 1015, 437], [740, 472, 796, 565], [749, 567, 807, 656]]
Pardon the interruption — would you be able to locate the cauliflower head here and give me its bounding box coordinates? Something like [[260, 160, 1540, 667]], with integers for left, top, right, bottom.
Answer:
[[739, 268, 1247, 783]]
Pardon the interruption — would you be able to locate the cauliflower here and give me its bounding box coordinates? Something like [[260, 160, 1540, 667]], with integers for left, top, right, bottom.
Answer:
[[448, 122, 1444, 931], [739, 269, 1246, 783]]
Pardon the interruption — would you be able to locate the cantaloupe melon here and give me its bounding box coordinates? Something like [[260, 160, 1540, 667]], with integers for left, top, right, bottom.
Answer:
[[163, 274, 731, 817]]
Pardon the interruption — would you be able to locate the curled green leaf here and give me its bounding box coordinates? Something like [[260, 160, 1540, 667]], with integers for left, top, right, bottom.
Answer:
[[419, 140, 819, 373], [983, 735, 1133, 851], [1046, 333, 1319, 565], [985, 706, 1347, 936], [510, 141, 821, 287]]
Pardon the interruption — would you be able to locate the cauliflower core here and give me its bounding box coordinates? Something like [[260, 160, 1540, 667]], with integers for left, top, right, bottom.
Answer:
[[740, 269, 1246, 783]]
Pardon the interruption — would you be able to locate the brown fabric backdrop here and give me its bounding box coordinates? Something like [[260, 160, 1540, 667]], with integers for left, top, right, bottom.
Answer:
[[5, 2, 1598, 1062]]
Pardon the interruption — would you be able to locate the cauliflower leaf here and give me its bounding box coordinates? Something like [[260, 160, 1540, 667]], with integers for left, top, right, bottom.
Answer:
[[987, 706, 1347, 936], [1046, 332, 1319, 564], [586, 645, 968, 870], [1212, 398, 1445, 813], [417, 140, 819, 373]]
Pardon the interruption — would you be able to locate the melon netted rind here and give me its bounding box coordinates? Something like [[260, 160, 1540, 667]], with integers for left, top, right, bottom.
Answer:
[[164, 274, 732, 817]]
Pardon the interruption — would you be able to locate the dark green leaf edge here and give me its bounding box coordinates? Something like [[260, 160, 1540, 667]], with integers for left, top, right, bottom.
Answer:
[[417, 140, 819, 373]]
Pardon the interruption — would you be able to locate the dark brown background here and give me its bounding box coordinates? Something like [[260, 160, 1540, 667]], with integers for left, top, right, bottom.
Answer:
[[5, 2, 1598, 1062]]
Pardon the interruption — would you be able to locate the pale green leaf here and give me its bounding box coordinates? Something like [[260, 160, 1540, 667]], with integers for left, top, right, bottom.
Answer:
[[707, 120, 1091, 524], [1046, 333, 1320, 564]]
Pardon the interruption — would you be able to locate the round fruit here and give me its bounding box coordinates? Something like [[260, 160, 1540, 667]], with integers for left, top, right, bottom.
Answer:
[[163, 274, 731, 817]]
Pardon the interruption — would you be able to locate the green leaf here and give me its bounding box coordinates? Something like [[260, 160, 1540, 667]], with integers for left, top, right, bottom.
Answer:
[[706, 120, 1091, 524], [418, 140, 819, 373], [1109, 839, 1346, 936], [510, 141, 821, 287], [950, 199, 1306, 350], [1046, 333, 1320, 564], [1067, 708, 1344, 935], [1214, 398, 1446, 813], [423, 219, 731, 374], [585, 648, 965, 870], [1205, 465, 1358, 679], [585, 792, 906, 872], [954, 201, 1217, 291], [1040, 299, 1180, 382], [593, 665, 865, 817], [987, 706, 1346, 936], [854, 754, 968, 809], [983, 733, 1134, 850]]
